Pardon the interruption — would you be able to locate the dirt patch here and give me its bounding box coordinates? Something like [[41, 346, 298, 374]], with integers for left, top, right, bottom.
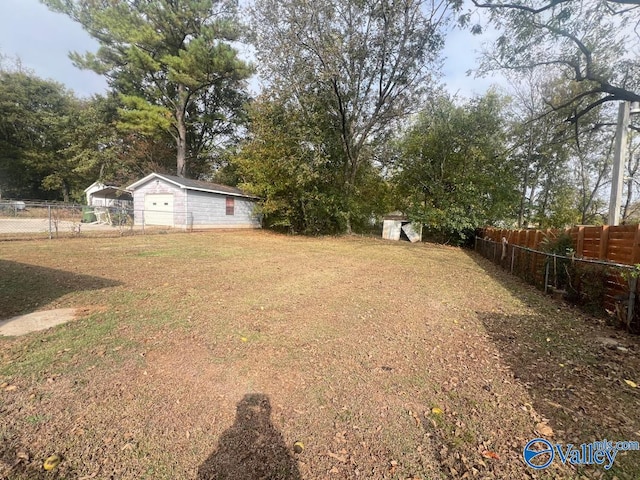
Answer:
[[0, 309, 78, 336]]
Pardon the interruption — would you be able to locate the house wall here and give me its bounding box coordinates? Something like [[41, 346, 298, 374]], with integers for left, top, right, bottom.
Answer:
[[85, 183, 104, 205], [131, 178, 260, 229], [132, 179, 186, 226], [186, 190, 261, 229]]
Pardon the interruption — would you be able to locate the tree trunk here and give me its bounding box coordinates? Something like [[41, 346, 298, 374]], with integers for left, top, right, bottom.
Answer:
[[518, 168, 529, 228], [176, 85, 188, 178]]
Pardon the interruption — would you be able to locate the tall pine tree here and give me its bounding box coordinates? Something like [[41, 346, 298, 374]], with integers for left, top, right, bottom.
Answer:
[[44, 0, 252, 177]]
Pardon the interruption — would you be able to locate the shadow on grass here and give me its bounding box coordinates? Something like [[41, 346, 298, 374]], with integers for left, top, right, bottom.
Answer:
[[198, 393, 301, 480], [465, 251, 640, 478], [0, 260, 121, 320]]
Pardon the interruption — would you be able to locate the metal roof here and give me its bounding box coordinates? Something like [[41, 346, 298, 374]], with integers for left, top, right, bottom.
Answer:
[[383, 211, 408, 220], [127, 173, 259, 199], [91, 187, 133, 200]]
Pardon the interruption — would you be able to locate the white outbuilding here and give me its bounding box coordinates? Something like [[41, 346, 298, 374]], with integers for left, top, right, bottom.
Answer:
[[382, 212, 422, 243], [127, 173, 261, 230]]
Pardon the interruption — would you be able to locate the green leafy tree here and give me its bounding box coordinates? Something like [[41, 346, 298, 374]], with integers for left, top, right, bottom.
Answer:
[[233, 96, 390, 234], [505, 73, 573, 227], [59, 93, 178, 192], [393, 93, 519, 243], [0, 67, 94, 201], [505, 72, 615, 227], [251, 0, 451, 232], [43, 0, 253, 177]]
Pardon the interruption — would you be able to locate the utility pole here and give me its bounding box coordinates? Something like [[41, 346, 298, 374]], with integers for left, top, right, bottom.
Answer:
[[609, 102, 630, 226]]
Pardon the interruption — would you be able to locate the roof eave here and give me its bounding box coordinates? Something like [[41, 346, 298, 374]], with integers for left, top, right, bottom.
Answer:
[[127, 173, 259, 200]]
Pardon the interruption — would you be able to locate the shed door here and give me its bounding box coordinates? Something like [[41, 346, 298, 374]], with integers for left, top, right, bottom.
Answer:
[[144, 194, 174, 226]]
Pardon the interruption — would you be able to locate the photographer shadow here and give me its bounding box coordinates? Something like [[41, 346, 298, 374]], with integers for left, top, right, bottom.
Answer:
[[198, 393, 301, 480]]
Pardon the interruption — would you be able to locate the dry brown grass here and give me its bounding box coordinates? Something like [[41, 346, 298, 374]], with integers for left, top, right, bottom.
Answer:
[[1, 231, 639, 479]]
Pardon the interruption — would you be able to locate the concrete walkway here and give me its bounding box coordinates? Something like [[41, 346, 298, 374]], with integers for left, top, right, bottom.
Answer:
[[0, 308, 78, 336]]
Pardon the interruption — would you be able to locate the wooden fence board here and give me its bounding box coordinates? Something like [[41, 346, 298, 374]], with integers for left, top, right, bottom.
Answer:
[[483, 225, 640, 264], [480, 226, 640, 328]]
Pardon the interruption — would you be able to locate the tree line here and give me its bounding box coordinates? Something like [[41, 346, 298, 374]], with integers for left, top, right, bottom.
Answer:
[[1, 0, 638, 242]]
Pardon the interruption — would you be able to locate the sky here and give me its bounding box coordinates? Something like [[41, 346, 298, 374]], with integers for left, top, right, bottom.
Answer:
[[0, 0, 503, 100]]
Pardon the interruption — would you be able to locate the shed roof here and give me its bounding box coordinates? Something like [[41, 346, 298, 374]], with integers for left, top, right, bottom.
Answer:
[[84, 181, 104, 193], [127, 173, 258, 199], [383, 211, 408, 221], [91, 186, 133, 201]]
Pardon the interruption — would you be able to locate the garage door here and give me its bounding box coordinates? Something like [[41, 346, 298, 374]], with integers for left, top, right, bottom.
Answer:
[[144, 194, 174, 226]]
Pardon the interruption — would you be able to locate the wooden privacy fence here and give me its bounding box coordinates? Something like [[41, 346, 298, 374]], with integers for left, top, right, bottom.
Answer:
[[476, 226, 640, 333], [481, 225, 640, 265]]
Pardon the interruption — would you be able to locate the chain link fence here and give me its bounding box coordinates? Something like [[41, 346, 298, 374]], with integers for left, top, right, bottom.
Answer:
[[0, 201, 171, 240], [475, 236, 640, 333]]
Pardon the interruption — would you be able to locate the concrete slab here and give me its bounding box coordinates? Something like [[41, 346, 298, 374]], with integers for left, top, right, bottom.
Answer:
[[0, 308, 78, 336]]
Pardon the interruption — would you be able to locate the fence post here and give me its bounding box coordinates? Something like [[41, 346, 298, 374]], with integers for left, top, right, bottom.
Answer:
[[544, 255, 550, 293], [48, 205, 52, 240], [628, 276, 638, 330], [511, 245, 516, 274]]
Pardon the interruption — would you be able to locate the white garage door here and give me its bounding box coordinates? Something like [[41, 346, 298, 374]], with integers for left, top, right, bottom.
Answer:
[[144, 194, 174, 226]]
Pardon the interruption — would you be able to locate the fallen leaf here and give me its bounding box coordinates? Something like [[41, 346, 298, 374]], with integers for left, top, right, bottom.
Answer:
[[624, 379, 638, 388], [482, 451, 500, 460], [431, 407, 444, 415], [535, 422, 554, 437], [43, 454, 61, 471], [4, 385, 17, 391], [327, 451, 347, 463], [240, 337, 248, 342], [409, 410, 420, 426]]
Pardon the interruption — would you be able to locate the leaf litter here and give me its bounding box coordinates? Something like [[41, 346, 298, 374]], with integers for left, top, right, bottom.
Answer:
[[0, 232, 639, 479]]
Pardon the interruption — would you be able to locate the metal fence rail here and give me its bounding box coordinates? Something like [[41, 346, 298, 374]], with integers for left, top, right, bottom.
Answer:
[[475, 236, 640, 333], [0, 202, 168, 240]]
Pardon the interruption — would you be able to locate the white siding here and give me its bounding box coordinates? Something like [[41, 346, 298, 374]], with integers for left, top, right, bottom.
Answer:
[[186, 190, 261, 228], [131, 177, 260, 229], [132, 179, 186, 226]]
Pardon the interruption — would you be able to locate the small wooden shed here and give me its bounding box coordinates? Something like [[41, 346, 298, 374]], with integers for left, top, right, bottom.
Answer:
[[382, 212, 422, 243], [127, 173, 261, 230]]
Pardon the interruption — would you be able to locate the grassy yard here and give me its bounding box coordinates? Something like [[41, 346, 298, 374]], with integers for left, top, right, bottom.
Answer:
[[1, 231, 639, 479]]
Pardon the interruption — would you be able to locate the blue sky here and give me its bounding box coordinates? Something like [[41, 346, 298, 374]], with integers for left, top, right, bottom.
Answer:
[[0, 0, 503, 99]]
